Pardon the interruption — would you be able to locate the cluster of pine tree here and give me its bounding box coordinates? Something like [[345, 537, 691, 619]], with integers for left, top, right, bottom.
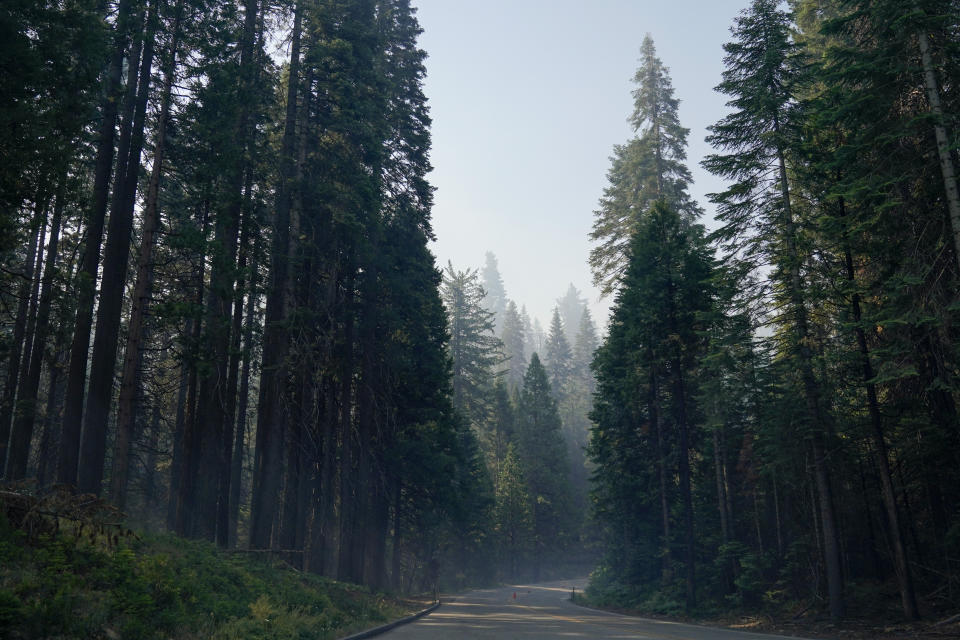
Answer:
[[0, 0, 491, 592], [441, 257, 600, 581], [588, 0, 960, 622]]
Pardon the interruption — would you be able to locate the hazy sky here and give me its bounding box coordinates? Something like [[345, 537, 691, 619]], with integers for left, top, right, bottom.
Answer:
[[413, 0, 751, 331]]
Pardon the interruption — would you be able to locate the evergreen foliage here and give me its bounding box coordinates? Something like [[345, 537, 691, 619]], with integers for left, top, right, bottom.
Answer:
[[586, 0, 960, 624], [543, 307, 573, 402], [516, 353, 573, 581], [589, 34, 701, 296], [500, 300, 526, 390]]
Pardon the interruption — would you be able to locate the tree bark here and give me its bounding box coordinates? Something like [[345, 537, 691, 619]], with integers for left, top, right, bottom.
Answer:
[[166, 332, 191, 530], [58, 0, 136, 486], [0, 196, 48, 478], [649, 366, 671, 579], [173, 203, 209, 535], [249, 0, 301, 550], [111, 0, 182, 510], [775, 116, 844, 619], [79, 0, 157, 495], [228, 235, 258, 548], [2, 195, 49, 478], [917, 30, 960, 271], [839, 197, 918, 617], [7, 169, 66, 480]]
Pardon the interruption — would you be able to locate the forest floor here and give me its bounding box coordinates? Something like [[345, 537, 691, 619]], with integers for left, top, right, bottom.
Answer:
[[0, 491, 428, 640], [703, 611, 960, 639], [576, 591, 960, 639]]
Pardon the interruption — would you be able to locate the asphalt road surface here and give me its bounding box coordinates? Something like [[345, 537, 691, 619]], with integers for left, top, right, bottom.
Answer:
[[381, 579, 814, 639]]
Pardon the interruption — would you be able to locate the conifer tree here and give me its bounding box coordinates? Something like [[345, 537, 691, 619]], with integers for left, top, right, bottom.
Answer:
[[544, 307, 573, 401], [494, 444, 533, 579], [500, 300, 526, 390], [482, 251, 508, 333], [556, 284, 586, 346], [702, 0, 844, 618], [442, 263, 504, 430], [516, 353, 570, 580], [589, 201, 712, 609], [590, 34, 700, 295]]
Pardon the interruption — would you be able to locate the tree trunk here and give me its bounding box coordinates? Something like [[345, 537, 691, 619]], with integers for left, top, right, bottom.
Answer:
[[79, 0, 158, 496], [193, 0, 258, 544], [174, 204, 209, 535], [111, 0, 183, 509], [840, 207, 918, 617], [249, 0, 302, 550], [917, 30, 960, 271], [714, 430, 730, 545], [7, 170, 66, 480], [337, 279, 358, 581], [1, 196, 48, 478], [391, 481, 403, 589], [228, 235, 258, 548], [775, 122, 844, 619], [58, 0, 136, 486], [667, 295, 695, 609], [649, 367, 671, 579], [143, 399, 162, 518], [36, 348, 67, 488], [166, 334, 190, 529], [218, 174, 254, 548]]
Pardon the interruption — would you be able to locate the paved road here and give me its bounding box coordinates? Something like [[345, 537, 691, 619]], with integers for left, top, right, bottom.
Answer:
[[382, 579, 814, 639]]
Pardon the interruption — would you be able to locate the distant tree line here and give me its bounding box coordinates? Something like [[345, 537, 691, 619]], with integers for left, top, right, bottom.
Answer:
[[442, 258, 599, 582], [588, 0, 960, 622]]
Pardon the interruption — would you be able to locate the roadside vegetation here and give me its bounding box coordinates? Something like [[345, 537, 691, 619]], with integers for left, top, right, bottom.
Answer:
[[0, 495, 416, 640]]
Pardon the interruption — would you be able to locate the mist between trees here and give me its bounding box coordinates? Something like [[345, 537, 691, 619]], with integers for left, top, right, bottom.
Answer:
[[1, 0, 959, 626], [0, 0, 598, 593]]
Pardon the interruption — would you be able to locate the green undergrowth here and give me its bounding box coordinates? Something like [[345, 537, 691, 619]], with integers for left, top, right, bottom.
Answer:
[[0, 514, 407, 640]]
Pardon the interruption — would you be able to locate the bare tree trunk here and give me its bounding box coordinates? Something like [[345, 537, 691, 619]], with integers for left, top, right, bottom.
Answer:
[[216, 175, 253, 548], [320, 374, 339, 575], [174, 204, 209, 535], [391, 481, 403, 589], [1, 196, 48, 478], [249, 0, 301, 550], [111, 0, 182, 508], [36, 349, 67, 488], [7, 170, 66, 480], [166, 336, 190, 529], [775, 123, 844, 620], [141, 398, 161, 519], [228, 237, 258, 548], [917, 30, 960, 271], [839, 200, 918, 617], [59, 0, 137, 486], [80, 0, 158, 496], [650, 367, 671, 580], [337, 281, 358, 581]]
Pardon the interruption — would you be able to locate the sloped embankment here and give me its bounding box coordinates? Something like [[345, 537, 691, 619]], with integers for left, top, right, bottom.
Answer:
[[0, 489, 419, 639]]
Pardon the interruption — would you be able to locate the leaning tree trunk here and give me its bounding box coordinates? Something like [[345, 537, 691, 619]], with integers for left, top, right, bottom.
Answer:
[[838, 192, 919, 619], [917, 30, 960, 272]]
